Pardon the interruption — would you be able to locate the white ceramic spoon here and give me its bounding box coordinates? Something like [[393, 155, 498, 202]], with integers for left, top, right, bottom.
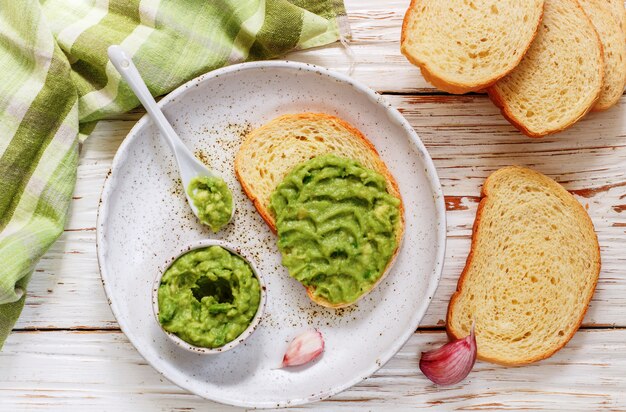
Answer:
[[107, 45, 235, 226]]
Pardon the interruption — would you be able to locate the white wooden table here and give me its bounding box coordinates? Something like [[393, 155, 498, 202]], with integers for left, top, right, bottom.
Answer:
[[3, 1, 626, 410]]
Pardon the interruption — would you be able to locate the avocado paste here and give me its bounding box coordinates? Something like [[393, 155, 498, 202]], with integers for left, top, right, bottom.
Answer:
[[270, 155, 401, 305], [187, 175, 233, 232], [158, 246, 260, 348]]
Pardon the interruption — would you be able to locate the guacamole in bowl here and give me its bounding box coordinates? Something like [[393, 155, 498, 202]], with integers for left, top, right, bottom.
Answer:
[[153, 241, 265, 353]]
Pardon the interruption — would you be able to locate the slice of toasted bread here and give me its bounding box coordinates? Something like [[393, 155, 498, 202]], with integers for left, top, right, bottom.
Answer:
[[235, 113, 404, 308], [487, 0, 604, 137], [579, 0, 626, 111], [447, 167, 600, 365], [608, 0, 626, 35], [400, 0, 544, 94]]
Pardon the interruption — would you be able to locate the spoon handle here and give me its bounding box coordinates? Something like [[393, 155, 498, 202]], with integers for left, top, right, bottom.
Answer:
[[107, 45, 182, 154]]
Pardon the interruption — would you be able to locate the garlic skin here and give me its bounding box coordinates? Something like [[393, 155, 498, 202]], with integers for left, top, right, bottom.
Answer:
[[419, 324, 477, 385], [281, 330, 325, 368]]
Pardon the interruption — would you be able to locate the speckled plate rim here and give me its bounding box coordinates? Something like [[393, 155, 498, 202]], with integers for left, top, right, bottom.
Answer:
[[96, 60, 446, 408]]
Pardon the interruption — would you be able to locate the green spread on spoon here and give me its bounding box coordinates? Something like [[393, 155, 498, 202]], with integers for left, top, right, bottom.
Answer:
[[157, 246, 260, 348], [187, 175, 233, 232], [270, 154, 401, 305]]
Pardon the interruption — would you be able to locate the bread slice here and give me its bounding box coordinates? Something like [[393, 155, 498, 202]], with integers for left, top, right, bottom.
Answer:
[[447, 167, 600, 365], [608, 0, 626, 35], [400, 0, 544, 94], [235, 113, 405, 308], [487, 0, 604, 137], [579, 0, 626, 111]]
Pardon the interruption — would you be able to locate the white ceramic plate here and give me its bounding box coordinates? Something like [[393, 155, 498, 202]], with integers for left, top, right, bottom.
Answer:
[[97, 61, 446, 408]]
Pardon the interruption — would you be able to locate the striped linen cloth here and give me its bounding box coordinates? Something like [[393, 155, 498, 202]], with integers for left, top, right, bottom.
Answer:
[[0, 0, 346, 347]]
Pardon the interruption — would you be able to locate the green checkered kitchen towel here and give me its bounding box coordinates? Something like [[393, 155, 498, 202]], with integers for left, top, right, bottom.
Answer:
[[0, 0, 346, 348]]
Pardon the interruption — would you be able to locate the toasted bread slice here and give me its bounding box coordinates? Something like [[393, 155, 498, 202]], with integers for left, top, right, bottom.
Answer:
[[400, 0, 544, 94], [235, 113, 404, 308], [447, 167, 600, 365], [608, 0, 626, 35], [579, 0, 626, 111], [488, 0, 604, 137]]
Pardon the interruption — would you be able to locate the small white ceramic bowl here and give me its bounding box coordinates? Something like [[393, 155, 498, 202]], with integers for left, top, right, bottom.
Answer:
[[152, 239, 266, 354]]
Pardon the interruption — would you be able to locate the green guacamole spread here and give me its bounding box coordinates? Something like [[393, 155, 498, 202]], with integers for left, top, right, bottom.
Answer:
[[157, 246, 260, 348], [270, 155, 401, 305], [187, 175, 233, 232]]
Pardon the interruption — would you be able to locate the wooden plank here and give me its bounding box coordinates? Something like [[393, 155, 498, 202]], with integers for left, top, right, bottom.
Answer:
[[2, 329, 625, 411], [392, 95, 626, 328], [287, 0, 435, 93], [16, 95, 626, 330]]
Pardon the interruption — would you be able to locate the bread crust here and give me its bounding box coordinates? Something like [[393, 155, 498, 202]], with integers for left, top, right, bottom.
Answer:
[[486, 1, 604, 137], [446, 167, 601, 365], [400, 0, 545, 94], [235, 113, 405, 308], [487, 82, 598, 138]]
